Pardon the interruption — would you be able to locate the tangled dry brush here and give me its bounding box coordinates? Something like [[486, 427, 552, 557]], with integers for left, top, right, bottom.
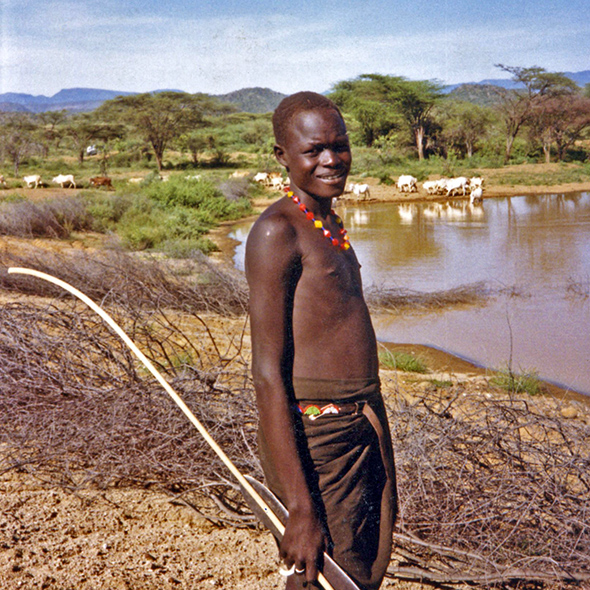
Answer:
[[1, 247, 589, 588]]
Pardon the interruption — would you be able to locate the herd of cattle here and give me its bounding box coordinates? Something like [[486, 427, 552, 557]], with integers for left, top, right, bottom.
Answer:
[[12, 174, 113, 190], [396, 174, 484, 204], [2, 170, 485, 205], [251, 171, 484, 203]]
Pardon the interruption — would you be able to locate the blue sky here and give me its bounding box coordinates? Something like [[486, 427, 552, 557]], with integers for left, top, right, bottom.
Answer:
[[1, 0, 589, 96]]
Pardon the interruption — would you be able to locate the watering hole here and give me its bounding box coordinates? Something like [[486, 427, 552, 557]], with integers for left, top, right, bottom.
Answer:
[[230, 193, 590, 396]]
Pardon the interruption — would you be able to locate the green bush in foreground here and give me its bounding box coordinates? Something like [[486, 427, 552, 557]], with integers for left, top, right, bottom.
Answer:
[[490, 367, 542, 395], [379, 349, 429, 373]]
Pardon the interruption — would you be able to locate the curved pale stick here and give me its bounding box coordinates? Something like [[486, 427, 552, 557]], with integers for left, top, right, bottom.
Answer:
[[7, 267, 336, 590]]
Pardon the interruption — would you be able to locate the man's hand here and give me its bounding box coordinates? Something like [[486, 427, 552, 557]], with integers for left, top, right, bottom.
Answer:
[[280, 505, 326, 587]]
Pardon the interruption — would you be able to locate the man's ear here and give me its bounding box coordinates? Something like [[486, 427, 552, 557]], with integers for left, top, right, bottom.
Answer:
[[274, 144, 288, 169]]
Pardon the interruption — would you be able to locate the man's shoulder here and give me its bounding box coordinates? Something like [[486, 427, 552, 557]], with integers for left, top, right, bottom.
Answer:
[[248, 198, 298, 245]]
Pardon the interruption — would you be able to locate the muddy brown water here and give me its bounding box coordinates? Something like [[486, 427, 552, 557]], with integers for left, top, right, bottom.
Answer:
[[229, 192, 590, 397]]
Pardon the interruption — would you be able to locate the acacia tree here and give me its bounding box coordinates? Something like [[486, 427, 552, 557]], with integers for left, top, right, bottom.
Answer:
[[178, 131, 208, 165], [330, 77, 404, 147], [330, 74, 443, 159], [530, 93, 590, 162], [64, 113, 124, 165], [439, 100, 493, 158], [37, 111, 68, 157], [0, 113, 40, 176], [97, 92, 235, 171], [397, 78, 444, 160], [494, 64, 578, 162]]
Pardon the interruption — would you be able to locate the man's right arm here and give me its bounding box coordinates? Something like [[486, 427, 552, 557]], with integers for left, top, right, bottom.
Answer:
[[245, 213, 326, 583]]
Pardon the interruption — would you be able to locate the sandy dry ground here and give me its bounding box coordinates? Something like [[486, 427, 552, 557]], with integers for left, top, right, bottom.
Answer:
[[2, 349, 588, 590]]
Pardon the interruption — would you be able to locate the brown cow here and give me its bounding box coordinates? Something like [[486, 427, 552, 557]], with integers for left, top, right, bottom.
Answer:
[[89, 176, 113, 190]]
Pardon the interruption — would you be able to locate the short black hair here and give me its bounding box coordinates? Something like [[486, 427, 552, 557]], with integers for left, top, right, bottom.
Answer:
[[272, 91, 344, 146]]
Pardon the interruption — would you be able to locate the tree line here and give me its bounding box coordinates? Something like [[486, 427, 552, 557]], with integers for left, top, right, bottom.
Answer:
[[330, 65, 590, 164], [1, 65, 590, 177]]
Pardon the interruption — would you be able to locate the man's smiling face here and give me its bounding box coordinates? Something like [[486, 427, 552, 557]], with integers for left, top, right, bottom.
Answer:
[[275, 108, 351, 201]]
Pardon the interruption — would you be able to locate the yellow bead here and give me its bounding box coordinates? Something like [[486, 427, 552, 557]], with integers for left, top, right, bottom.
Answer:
[[314, 220, 323, 229]]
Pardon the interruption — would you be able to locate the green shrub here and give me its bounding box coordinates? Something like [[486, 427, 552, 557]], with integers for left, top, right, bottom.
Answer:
[[379, 349, 429, 373], [490, 368, 542, 396], [82, 193, 132, 231], [143, 176, 251, 220]]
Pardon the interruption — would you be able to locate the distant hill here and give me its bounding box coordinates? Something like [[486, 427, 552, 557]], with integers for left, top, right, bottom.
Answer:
[[561, 70, 590, 87], [444, 70, 590, 107], [214, 87, 287, 113], [473, 70, 590, 90], [447, 83, 508, 107], [0, 71, 587, 114], [0, 101, 30, 113], [0, 86, 285, 114], [0, 88, 136, 113]]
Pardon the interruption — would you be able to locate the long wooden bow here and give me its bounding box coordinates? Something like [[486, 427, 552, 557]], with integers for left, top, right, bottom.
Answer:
[[7, 267, 358, 590]]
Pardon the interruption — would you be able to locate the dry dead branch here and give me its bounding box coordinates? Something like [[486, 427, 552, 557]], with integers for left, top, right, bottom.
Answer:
[[386, 386, 590, 587], [0, 243, 248, 317], [366, 281, 526, 314]]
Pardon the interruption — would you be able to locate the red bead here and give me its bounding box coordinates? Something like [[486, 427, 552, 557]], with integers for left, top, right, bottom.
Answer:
[[331, 238, 339, 246], [299, 203, 306, 212], [306, 211, 314, 220], [323, 229, 331, 238]]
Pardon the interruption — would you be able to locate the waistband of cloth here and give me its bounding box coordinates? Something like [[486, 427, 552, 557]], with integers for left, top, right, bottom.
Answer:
[[292, 376, 380, 403], [295, 400, 367, 420]]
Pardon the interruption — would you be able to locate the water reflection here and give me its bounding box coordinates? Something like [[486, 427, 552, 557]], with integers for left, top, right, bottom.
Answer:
[[230, 193, 590, 395]]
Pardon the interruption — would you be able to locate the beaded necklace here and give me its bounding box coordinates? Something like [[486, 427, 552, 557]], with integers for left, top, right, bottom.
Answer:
[[287, 190, 351, 250]]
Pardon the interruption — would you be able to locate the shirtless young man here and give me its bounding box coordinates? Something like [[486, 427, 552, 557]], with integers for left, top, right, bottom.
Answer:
[[245, 92, 396, 590]]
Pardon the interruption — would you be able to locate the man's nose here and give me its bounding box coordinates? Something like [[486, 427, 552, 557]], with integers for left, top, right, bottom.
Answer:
[[320, 148, 339, 166]]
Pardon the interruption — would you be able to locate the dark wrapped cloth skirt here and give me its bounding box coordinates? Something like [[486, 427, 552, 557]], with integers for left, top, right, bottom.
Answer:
[[258, 377, 397, 590]]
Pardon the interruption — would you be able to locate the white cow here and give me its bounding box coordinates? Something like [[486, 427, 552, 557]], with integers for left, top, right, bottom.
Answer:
[[470, 186, 483, 205], [52, 174, 76, 188], [432, 178, 448, 194], [469, 177, 484, 190], [445, 176, 469, 197], [397, 175, 417, 193], [422, 180, 439, 195], [350, 182, 371, 200], [270, 175, 285, 191], [253, 172, 269, 184], [23, 174, 42, 188]]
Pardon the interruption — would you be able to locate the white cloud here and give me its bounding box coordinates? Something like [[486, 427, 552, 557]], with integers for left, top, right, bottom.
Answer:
[[1, 3, 588, 96]]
